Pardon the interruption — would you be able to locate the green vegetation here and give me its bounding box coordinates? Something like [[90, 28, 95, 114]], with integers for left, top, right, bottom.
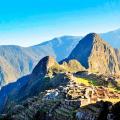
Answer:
[[48, 63, 67, 76], [74, 78, 91, 86], [74, 77, 120, 94], [74, 77, 98, 86]]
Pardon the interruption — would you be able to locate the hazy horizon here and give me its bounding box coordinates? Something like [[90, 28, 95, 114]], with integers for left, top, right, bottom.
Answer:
[[0, 0, 120, 46]]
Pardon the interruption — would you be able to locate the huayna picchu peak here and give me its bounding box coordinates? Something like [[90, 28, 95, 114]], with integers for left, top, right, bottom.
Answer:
[[68, 33, 120, 75]]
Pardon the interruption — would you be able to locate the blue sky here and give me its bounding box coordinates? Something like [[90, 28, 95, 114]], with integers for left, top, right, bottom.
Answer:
[[0, 0, 120, 46]]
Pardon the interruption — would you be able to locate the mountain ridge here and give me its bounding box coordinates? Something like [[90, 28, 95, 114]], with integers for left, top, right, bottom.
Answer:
[[0, 36, 81, 88], [0, 28, 120, 88]]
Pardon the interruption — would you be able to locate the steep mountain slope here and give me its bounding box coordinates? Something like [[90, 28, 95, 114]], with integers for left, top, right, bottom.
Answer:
[[115, 48, 120, 63], [0, 36, 81, 87], [0, 56, 55, 113], [100, 28, 120, 48], [0, 45, 55, 88], [0, 56, 85, 113], [0, 56, 18, 86], [68, 33, 120, 74]]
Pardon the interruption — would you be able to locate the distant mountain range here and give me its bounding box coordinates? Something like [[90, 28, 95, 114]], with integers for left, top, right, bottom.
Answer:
[[0, 32, 120, 113], [0, 45, 55, 87], [0, 28, 120, 88], [100, 28, 120, 48], [0, 36, 81, 87]]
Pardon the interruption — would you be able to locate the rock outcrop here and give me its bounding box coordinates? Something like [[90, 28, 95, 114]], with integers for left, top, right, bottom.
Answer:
[[61, 59, 85, 73], [31, 56, 58, 78]]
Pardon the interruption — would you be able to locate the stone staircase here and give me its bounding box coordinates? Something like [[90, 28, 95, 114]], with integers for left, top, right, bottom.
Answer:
[[53, 100, 80, 120], [77, 101, 103, 120]]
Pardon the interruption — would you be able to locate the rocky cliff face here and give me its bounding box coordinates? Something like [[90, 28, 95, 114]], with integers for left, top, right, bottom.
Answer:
[[31, 56, 57, 78], [61, 59, 85, 73], [68, 33, 120, 75], [115, 48, 120, 64]]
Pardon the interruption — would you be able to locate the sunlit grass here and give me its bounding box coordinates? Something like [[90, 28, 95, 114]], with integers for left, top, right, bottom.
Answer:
[[102, 98, 120, 103], [107, 85, 120, 92], [74, 78, 91, 86], [107, 87, 117, 92], [73, 77, 120, 104], [74, 77, 98, 86]]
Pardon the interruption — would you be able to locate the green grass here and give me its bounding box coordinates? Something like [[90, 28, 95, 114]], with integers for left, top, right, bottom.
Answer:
[[90, 79, 98, 86], [74, 77, 120, 104], [74, 78, 91, 86], [74, 77, 120, 96], [74, 77, 98, 86]]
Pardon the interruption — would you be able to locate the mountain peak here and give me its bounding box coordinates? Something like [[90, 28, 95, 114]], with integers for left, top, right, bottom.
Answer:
[[83, 33, 102, 43], [86, 32, 98, 37], [67, 33, 98, 68], [68, 33, 120, 74], [32, 56, 57, 77]]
